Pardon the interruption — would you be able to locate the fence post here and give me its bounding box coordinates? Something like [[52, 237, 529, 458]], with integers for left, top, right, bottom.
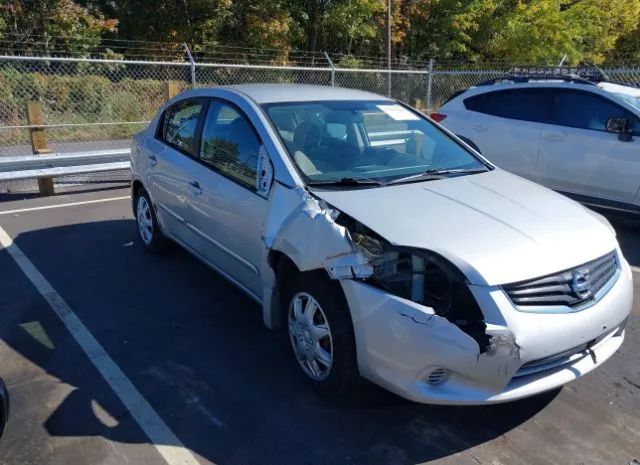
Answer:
[[183, 43, 197, 88], [163, 81, 179, 102], [426, 58, 434, 112], [26, 101, 55, 196], [324, 51, 336, 87]]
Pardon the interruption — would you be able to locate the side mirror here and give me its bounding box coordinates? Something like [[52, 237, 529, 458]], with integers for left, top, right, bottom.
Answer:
[[256, 145, 274, 198], [606, 117, 633, 142]]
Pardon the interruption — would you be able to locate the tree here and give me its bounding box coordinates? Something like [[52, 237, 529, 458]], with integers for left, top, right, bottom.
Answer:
[[1, 0, 117, 54], [110, 0, 231, 44], [565, 0, 640, 64], [218, 0, 299, 55], [323, 0, 385, 54], [487, 0, 577, 64]]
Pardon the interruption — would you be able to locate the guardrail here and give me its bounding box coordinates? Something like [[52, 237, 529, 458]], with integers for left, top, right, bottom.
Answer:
[[0, 149, 131, 182]]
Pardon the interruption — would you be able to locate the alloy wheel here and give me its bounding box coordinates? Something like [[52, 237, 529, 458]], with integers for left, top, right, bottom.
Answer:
[[136, 196, 154, 245], [288, 292, 334, 381]]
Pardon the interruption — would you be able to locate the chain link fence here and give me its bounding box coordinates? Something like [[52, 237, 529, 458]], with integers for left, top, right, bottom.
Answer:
[[2, 54, 640, 192], [0, 56, 434, 158]]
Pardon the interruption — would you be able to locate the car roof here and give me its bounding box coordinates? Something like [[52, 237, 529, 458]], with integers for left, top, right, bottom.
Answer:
[[179, 84, 393, 104]]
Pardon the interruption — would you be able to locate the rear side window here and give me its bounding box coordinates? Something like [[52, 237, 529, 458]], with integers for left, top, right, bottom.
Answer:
[[464, 89, 554, 123], [162, 100, 204, 155], [552, 90, 638, 132]]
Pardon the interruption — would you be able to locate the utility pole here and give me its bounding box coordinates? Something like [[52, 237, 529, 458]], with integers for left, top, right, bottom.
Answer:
[[387, 0, 392, 97]]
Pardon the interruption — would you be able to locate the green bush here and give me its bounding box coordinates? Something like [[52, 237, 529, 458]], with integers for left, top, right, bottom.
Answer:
[[0, 67, 171, 144]]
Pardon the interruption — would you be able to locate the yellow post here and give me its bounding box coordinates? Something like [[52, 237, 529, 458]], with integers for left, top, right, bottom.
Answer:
[[163, 81, 179, 102], [26, 101, 55, 196]]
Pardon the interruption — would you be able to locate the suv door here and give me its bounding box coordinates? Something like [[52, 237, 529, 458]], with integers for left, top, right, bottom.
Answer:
[[146, 98, 206, 242], [464, 88, 554, 179], [539, 89, 640, 204], [181, 99, 267, 298]]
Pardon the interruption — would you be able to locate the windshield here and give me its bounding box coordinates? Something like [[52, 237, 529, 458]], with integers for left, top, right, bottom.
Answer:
[[611, 92, 640, 111], [263, 100, 488, 185]]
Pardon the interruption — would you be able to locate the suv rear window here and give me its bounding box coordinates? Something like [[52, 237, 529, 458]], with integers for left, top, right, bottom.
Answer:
[[464, 89, 554, 123]]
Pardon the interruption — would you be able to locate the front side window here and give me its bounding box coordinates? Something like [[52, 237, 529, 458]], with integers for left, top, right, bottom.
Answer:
[[552, 90, 638, 133], [199, 101, 260, 188], [264, 100, 487, 184], [162, 100, 203, 155], [465, 89, 554, 123]]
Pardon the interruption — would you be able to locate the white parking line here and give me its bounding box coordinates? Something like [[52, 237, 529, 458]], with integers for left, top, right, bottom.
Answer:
[[0, 196, 131, 216], [0, 226, 199, 465]]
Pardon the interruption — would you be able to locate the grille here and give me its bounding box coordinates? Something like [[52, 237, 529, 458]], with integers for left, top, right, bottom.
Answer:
[[503, 251, 618, 308]]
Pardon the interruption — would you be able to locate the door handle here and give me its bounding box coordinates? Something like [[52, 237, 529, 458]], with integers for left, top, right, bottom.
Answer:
[[148, 154, 158, 166], [472, 125, 487, 133], [189, 180, 203, 196], [543, 134, 565, 142]]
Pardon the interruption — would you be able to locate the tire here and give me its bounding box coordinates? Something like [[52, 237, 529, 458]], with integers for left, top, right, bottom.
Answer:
[[134, 188, 168, 253], [0, 379, 8, 438], [283, 271, 360, 395]]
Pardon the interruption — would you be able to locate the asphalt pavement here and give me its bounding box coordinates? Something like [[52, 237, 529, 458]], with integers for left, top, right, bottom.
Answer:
[[0, 186, 638, 465]]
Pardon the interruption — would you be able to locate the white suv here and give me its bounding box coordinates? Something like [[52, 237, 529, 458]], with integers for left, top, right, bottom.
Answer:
[[437, 77, 640, 214]]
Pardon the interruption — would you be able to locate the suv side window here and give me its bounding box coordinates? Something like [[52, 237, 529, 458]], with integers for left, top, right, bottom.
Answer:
[[162, 99, 204, 155], [551, 90, 638, 133], [199, 101, 260, 188], [464, 89, 554, 123]]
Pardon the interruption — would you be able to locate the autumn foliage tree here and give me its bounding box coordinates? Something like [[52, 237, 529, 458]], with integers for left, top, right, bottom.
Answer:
[[2, 0, 640, 65], [1, 0, 117, 54]]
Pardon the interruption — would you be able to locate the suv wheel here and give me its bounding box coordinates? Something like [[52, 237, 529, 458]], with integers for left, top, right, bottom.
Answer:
[[284, 272, 359, 394], [134, 188, 167, 252]]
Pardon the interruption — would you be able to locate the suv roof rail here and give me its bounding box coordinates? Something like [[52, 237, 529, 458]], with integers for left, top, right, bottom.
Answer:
[[476, 66, 609, 87], [477, 75, 597, 87]]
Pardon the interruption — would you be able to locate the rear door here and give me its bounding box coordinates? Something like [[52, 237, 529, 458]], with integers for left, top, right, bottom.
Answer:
[[538, 89, 640, 204], [146, 98, 206, 241], [181, 99, 267, 298], [463, 88, 554, 179]]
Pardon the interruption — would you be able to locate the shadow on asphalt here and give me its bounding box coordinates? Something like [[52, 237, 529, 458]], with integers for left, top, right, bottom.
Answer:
[[0, 183, 129, 203], [3, 219, 559, 465], [608, 215, 640, 268]]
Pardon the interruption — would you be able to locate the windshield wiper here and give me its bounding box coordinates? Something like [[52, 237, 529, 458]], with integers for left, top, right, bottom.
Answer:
[[307, 176, 385, 187], [388, 168, 487, 185]]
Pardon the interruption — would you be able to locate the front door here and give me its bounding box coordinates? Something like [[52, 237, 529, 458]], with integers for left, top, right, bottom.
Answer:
[[538, 89, 640, 204], [182, 99, 267, 298]]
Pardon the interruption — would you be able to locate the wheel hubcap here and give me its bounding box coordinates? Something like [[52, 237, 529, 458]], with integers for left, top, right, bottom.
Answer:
[[288, 292, 333, 381], [136, 196, 154, 245]]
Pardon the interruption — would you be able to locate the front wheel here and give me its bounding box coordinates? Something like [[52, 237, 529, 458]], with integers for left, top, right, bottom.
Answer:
[[285, 272, 360, 394]]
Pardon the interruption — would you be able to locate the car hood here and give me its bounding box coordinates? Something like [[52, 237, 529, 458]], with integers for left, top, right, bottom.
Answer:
[[311, 169, 618, 286]]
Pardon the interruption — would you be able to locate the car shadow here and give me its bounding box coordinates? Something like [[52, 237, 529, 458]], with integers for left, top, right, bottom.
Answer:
[[593, 209, 640, 267], [0, 218, 558, 465]]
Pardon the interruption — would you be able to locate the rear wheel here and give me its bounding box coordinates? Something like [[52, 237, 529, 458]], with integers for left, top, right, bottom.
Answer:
[[134, 188, 167, 252], [284, 272, 359, 394]]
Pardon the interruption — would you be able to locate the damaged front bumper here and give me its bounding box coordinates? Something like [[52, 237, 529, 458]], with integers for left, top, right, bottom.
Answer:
[[340, 255, 632, 405]]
